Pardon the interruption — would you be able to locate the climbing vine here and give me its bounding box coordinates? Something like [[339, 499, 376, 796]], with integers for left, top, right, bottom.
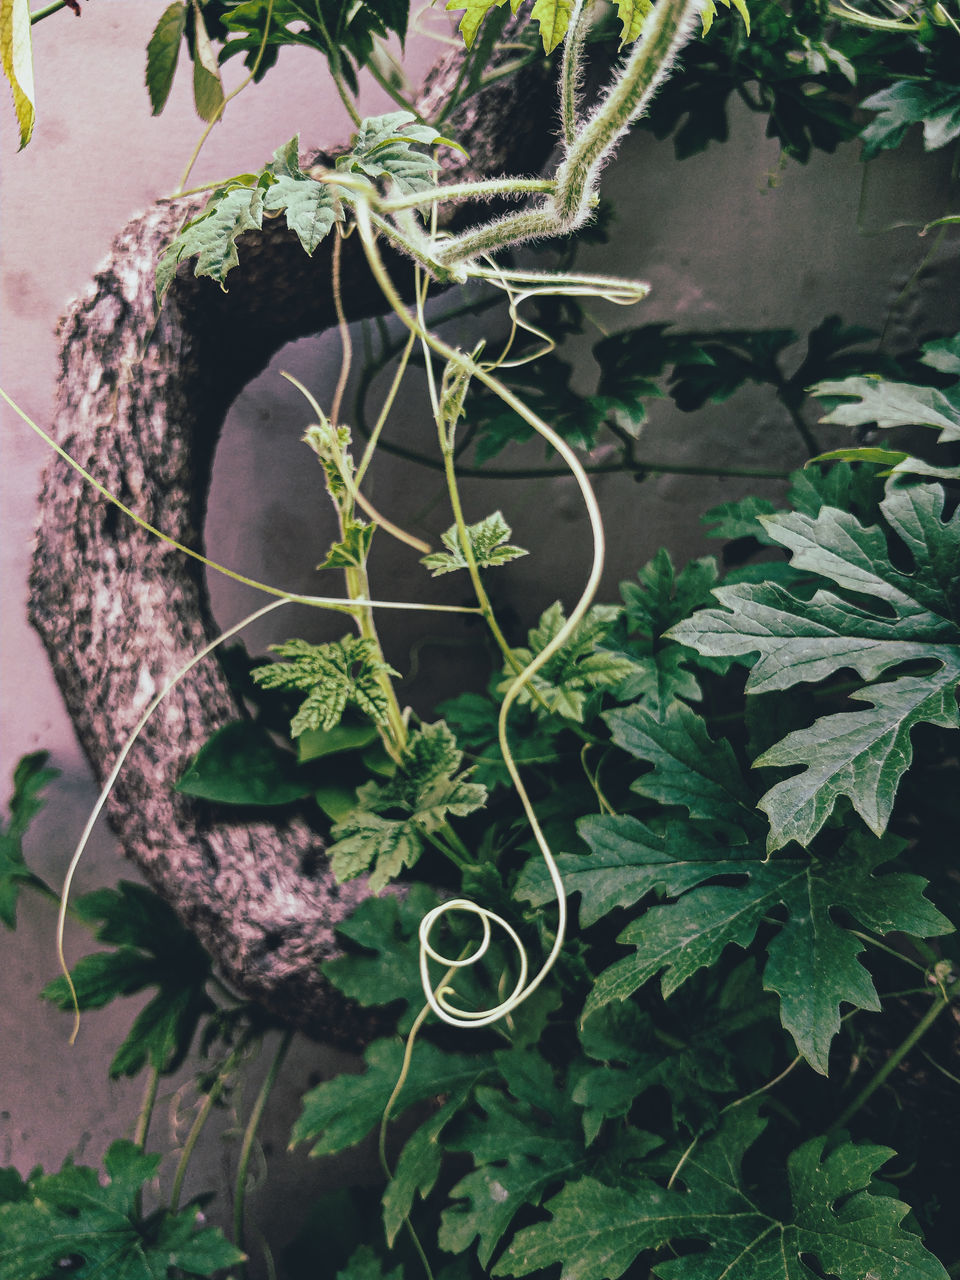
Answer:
[[2, 1, 960, 1279]]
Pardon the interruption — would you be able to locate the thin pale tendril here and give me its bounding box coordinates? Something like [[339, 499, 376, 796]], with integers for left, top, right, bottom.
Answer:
[[56, 597, 293, 1044], [0, 387, 473, 616], [354, 199, 608, 1029]]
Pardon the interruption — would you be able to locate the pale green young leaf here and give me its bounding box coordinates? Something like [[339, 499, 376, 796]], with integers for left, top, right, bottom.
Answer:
[[251, 635, 397, 737], [156, 178, 266, 303], [445, 0, 510, 48], [756, 665, 960, 849], [145, 2, 187, 115], [586, 830, 949, 1073], [341, 110, 452, 194], [328, 811, 424, 891], [317, 520, 376, 570], [421, 511, 528, 577], [264, 134, 343, 254], [502, 603, 637, 722], [192, 2, 225, 122], [1, 0, 34, 148], [292, 1038, 488, 1156], [812, 375, 960, 440], [328, 722, 486, 890]]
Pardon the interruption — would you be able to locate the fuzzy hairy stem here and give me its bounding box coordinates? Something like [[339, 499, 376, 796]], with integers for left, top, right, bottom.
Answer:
[[436, 0, 705, 266]]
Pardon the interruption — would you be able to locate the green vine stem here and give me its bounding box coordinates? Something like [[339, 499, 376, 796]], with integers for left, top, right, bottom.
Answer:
[[355, 198, 614, 1026], [170, 1038, 253, 1213], [30, 0, 72, 21], [133, 1065, 160, 1151], [434, 0, 704, 267], [832, 977, 960, 1133], [175, 0, 277, 195], [233, 1029, 293, 1258], [133, 1064, 161, 1217]]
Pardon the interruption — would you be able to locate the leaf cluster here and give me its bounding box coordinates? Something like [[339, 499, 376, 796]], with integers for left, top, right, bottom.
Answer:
[[328, 721, 487, 890], [252, 634, 398, 738], [41, 881, 216, 1077], [0, 1141, 244, 1280]]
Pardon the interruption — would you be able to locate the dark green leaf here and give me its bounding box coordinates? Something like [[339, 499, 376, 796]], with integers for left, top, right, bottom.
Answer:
[[605, 702, 762, 836], [0, 751, 58, 928], [176, 719, 312, 806], [145, 2, 187, 115], [439, 1078, 586, 1266], [41, 881, 214, 1077], [586, 828, 949, 1073], [0, 1141, 244, 1280], [860, 79, 960, 159], [496, 1105, 947, 1280], [292, 1038, 489, 1156], [323, 885, 441, 1033]]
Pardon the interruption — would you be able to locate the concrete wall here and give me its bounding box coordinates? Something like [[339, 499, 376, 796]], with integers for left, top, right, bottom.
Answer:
[[1, 3, 958, 1272]]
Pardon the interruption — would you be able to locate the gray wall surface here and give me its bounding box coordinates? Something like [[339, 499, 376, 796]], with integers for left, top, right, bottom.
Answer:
[[1, 2, 958, 1272]]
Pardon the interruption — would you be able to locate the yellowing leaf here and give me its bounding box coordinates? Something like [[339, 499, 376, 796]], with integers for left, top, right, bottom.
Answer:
[[445, 0, 508, 49], [529, 0, 574, 51], [1, 0, 35, 148], [700, 0, 750, 35], [615, 0, 652, 46], [192, 1, 225, 122]]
